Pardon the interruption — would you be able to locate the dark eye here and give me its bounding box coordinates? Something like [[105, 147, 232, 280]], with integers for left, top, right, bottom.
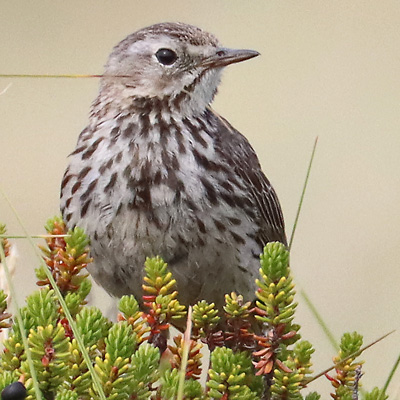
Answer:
[[155, 48, 178, 65]]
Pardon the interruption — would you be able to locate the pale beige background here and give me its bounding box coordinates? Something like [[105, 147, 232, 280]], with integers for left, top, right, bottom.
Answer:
[[1, 0, 400, 396]]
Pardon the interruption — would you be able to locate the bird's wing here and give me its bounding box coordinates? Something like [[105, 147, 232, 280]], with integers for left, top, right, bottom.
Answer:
[[211, 110, 287, 247]]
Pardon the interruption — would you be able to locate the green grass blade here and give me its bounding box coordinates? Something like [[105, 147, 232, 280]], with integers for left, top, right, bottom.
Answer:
[[288, 136, 318, 251], [300, 289, 338, 351], [177, 307, 192, 400], [0, 187, 107, 400], [288, 137, 338, 351], [381, 351, 400, 399], [0, 242, 43, 400]]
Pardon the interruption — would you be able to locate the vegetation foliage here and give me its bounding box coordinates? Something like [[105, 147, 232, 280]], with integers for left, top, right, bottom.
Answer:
[[0, 217, 389, 400]]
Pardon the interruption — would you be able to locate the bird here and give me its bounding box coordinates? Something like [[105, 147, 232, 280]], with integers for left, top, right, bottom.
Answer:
[[60, 22, 286, 310]]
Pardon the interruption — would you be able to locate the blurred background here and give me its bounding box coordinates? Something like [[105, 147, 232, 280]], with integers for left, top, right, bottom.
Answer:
[[1, 0, 399, 396]]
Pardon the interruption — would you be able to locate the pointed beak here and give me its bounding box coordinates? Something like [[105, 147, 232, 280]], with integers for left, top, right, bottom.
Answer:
[[201, 47, 260, 69]]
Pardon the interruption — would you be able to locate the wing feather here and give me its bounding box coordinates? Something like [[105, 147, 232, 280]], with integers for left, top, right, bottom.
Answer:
[[211, 110, 287, 247]]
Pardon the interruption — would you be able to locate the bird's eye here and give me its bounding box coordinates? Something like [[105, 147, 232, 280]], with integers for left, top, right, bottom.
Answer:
[[155, 48, 178, 65]]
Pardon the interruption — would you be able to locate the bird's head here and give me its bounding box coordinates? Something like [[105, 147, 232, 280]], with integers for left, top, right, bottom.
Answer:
[[101, 22, 259, 110]]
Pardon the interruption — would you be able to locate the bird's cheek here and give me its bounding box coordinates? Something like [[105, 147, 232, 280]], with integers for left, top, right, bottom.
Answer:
[[155, 75, 171, 91], [151, 75, 181, 97]]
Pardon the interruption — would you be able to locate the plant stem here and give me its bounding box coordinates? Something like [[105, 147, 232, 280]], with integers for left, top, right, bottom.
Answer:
[[0, 235, 69, 239]]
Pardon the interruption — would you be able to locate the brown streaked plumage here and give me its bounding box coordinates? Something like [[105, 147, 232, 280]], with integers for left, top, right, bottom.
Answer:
[[60, 22, 286, 309]]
